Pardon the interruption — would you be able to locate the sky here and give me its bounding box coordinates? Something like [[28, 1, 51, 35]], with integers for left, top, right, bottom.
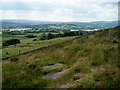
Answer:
[[0, 0, 119, 22]]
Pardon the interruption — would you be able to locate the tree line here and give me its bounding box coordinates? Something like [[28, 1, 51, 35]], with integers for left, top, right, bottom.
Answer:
[[2, 31, 83, 46], [40, 31, 83, 40]]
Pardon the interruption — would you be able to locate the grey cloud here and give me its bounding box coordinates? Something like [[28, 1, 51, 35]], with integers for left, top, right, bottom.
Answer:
[[1, 2, 54, 11]]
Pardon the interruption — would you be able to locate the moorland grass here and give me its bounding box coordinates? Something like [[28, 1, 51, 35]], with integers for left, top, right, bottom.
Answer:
[[2, 27, 120, 88]]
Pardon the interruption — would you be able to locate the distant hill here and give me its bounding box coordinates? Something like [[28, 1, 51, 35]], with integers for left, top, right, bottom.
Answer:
[[0, 20, 119, 28], [66, 21, 118, 27]]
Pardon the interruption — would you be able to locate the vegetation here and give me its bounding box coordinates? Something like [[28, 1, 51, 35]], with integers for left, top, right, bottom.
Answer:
[[39, 33, 47, 40], [25, 34, 37, 38], [46, 33, 55, 39], [2, 35, 75, 59], [2, 39, 20, 46], [2, 26, 119, 88], [39, 31, 83, 40]]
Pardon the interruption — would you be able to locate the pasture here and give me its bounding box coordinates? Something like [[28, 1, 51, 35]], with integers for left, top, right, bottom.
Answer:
[[2, 34, 76, 59]]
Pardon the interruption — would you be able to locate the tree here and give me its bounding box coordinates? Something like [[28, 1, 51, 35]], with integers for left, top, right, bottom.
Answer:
[[46, 33, 55, 39], [39, 33, 47, 40], [3, 39, 20, 46], [25, 34, 37, 38]]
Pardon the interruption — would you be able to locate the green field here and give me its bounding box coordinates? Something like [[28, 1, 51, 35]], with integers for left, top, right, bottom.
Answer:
[[2, 27, 120, 88], [2, 34, 76, 59]]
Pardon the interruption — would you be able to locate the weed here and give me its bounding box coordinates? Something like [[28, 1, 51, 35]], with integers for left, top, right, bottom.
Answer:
[[28, 64, 37, 70], [10, 57, 19, 62], [72, 75, 80, 80]]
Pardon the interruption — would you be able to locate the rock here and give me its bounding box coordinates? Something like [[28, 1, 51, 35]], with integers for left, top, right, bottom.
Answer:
[[59, 84, 70, 88], [41, 63, 63, 70], [48, 69, 69, 80]]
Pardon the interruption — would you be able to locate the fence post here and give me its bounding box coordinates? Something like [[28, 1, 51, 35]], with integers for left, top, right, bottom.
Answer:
[[19, 49, 20, 55], [79, 29, 80, 36], [109, 29, 111, 42]]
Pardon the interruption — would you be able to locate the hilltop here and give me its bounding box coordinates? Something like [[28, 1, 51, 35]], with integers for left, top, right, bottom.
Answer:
[[2, 26, 120, 88]]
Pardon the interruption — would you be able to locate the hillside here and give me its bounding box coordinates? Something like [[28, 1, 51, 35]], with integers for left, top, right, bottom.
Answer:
[[2, 26, 120, 88]]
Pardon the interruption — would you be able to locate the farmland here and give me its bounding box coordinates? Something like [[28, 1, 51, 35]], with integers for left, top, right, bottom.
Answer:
[[2, 26, 120, 88], [2, 34, 76, 59]]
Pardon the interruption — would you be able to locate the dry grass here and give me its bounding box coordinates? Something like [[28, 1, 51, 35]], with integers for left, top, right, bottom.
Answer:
[[2, 27, 120, 88]]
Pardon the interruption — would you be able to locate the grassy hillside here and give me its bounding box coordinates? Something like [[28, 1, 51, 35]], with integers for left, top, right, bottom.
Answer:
[[2, 26, 120, 88]]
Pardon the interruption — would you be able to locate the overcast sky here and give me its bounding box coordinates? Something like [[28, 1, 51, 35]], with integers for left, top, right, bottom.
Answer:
[[0, 0, 119, 22]]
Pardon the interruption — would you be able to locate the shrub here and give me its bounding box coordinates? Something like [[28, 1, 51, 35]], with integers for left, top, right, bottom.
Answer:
[[112, 39, 118, 43], [46, 33, 55, 39], [91, 61, 98, 66], [25, 34, 37, 38], [39, 33, 47, 40], [28, 64, 37, 70], [55, 33, 64, 37], [3, 39, 20, 46], [73, 66, 81, 73], [72, 76, 80, 80], [33, 39, 37, 41], [10, 57, 19, 62]]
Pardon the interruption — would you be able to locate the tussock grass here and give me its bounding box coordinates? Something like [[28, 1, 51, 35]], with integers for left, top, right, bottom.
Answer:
[[2, 27, 119, 88]]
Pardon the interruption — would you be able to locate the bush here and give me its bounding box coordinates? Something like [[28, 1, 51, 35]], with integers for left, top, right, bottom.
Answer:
[[46, 33, 55, 39], [10, 57, 19, 62], [112, 39, 118, 43], [25, 34, 37, 38], [3, 39, 20, 46], [72, 76, 80, 80], [55, 33, 64, 37], [63, 31, 83, 37], [74, 68, 81, 73], [39, 33, 47, 40], [40, 33, 56, 40], [28, 64, 37, 70], [33, 39, 37, 41], [63, 32, 76, 36], [91, 61, 98, 66]]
